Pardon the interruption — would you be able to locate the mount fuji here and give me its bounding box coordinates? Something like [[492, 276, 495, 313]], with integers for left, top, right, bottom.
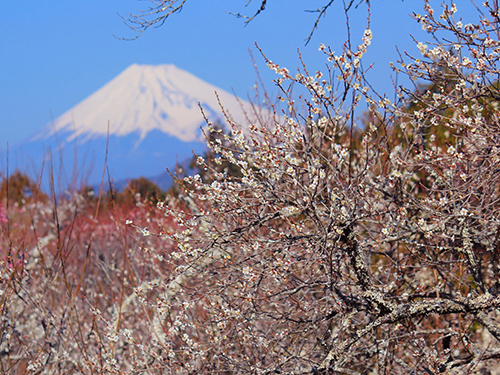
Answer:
[[10, 64, 260, 190]]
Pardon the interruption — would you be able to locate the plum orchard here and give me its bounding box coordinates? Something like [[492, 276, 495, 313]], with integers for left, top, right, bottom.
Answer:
[[4, 1, 500, 374], [131, 1, 500, 373]]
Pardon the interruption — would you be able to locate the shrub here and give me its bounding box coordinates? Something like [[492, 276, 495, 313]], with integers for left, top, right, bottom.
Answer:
[[0, 170, 47, 206]]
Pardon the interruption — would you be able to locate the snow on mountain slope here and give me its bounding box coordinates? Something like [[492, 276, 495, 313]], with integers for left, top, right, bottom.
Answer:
[[38, 64, 255, 144], [7, 63, 273, 191]]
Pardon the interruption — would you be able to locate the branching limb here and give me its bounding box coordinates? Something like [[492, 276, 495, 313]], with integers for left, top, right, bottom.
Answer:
[[317, 294, 500, 372], [120, 0, 187, 39]]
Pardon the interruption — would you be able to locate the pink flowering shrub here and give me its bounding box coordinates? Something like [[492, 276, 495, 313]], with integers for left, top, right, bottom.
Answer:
[[0, 188, 181, 373], [0, 203, 6, 224]]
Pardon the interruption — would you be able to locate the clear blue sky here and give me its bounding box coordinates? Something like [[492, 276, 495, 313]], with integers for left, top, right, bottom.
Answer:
[[0, 1, 478, 146]]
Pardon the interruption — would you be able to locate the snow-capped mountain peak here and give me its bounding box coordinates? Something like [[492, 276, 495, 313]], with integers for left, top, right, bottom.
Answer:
[[42, 64, 252, 143], [11, 63, 272, 189]]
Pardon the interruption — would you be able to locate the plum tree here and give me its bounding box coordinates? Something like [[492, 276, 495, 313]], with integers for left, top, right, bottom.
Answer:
[[128, 1, 500, 372]]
